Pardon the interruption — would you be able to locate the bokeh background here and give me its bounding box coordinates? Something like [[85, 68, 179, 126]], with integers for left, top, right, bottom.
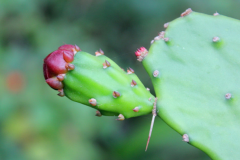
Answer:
[[1, 0, 239, 159]]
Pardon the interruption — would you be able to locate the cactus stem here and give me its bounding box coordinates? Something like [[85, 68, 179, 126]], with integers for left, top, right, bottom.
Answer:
[[95, 110, 102, 117], [213, 37, 220, 42], [57, 89, 65, 97], [181, 8, 192, 17], [164, 22, 169, 28], [95, 49, 104, 56], [146, 88, 150, 91], [213, 12, 219, 16], [116, 114, 125, 121], [225, 93, 232, 99], [145, 97, 157, 151], [182, 134, 189, 142], [57, 74, 65, 81], [127, 67, 134, 74], [133, 106, 141, 112], [113, 91, 120, 98], [103, 60, 111, 68], [153, 70, 159, 77], [131, 80, 137, 87], [89, 98, 97, 106]]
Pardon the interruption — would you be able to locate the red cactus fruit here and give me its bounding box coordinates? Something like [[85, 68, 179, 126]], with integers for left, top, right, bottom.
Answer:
[[43, 44, 80, 91]]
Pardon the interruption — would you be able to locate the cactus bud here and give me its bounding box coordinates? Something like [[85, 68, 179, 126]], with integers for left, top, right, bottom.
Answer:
[[135, 47, 148, 62]]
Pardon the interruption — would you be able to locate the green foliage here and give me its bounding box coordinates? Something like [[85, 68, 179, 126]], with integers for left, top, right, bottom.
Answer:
[[142, 10, 240, 159]]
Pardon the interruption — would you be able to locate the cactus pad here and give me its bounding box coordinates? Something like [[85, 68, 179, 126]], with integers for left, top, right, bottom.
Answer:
[[43, 45, 155, 120], [141, 9, 240, 159]]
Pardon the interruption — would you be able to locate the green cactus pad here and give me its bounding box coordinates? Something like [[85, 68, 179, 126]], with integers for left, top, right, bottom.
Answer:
[[63, 51, 155, 119], [142, 10, 240, 159]]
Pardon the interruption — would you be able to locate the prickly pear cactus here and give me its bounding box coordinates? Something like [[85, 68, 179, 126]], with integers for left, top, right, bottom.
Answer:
[[43, 45, 155, 120], [138, 8, 240, 159]]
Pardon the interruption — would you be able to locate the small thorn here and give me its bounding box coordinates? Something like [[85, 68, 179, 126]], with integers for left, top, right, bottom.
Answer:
[[103, 60, 111, 68], [133, 106, 140, 112], [116, 114, 125, 121], [127, 67, 134, 74], [95, 49, 104, 56], [89, 98, 97, 106], [145, 98, 157, 151], [213, 37, 220, 42], [57, 89, 65, 97], [225, 93, 232, 99], [164, 22, 169, 28], [182, 134, 189, 142], [164, 37, 169, 42], [95, 110, 102, 117], [57, 74, 65, 81], [66, 63, 75, 70], [113, 91, 120, 98], [146, 88, 150, 91], [153, 70, 159, 77], [158, 31, 165, 39], [213, 12, 219, 16], [150, 40, 154, 44], [46, 77, 63, 90], [149, 97, 152, 101], [131, 80, 137, 87], [181, 8, 192, 17]]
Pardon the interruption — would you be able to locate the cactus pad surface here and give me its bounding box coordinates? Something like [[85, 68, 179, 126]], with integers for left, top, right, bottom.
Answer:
[[44, 45, 155, 119], [141, 10, 240, 159]]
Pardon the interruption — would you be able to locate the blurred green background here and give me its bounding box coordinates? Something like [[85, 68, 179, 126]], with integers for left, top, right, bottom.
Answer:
[[0, 0, 239, 159]]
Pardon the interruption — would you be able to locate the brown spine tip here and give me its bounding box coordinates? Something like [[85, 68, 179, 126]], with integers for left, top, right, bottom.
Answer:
[[213, 12, 219, 16], [113, 91, 120, 98], [57, 89, 65, 97], [131, 80, 137, 87], [95, 110, 102, 117], [225, 93, 232, 99], [153, 70, 159, 77], [127, 67, 134, 74], [182, 134, 189, 142], [57, 74, 65, 81], [95, 49, 104, 56], [66, 63, 75, 70], [212, 37, 220, 42], [181, 8, 192, 17], [133, 106, 140, 112], [103, 60, 111, 68], [116, 114, 125, 121], [164, 22, 169, 28], [89, 98, 97, 106]]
